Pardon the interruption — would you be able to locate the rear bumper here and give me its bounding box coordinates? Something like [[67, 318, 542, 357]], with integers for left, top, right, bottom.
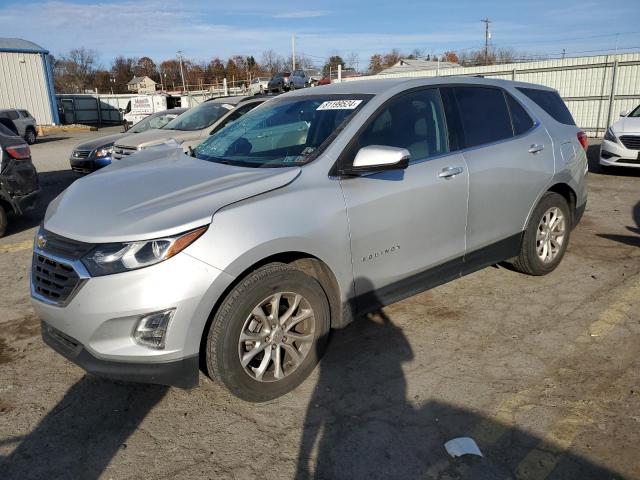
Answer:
[[42, 321, 199, 388], [8, 188, 39, 215]]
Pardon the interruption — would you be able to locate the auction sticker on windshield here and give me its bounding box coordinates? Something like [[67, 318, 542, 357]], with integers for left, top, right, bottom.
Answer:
[[316, 100, 363, 110]]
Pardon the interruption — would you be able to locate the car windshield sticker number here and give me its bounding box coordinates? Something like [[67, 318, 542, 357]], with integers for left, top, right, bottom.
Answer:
[[316, 100, 363, 111]]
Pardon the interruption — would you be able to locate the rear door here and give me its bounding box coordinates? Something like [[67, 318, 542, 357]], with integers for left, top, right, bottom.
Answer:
[[442, 86, 554, 256], [339, 88, 469, 306]]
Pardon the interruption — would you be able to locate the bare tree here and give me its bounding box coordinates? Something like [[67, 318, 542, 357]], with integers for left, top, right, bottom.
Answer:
[[261, 49, 286, 75], [345, 52, 360, 71], [54, 48, 98, 93]]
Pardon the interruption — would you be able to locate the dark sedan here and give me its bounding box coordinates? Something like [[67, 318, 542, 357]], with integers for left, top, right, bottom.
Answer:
[[267, 72, 292, 93], [70, 108, 187, 174], [0, 121, 39, 237]]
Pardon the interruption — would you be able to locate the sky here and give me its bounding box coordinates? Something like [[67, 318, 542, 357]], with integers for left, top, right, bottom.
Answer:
[[1, 0, 639, 69]]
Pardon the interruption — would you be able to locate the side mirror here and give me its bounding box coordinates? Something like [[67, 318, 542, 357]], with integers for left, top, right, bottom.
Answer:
[[340, 145, 410, 176], [620, 110, 629, 117]]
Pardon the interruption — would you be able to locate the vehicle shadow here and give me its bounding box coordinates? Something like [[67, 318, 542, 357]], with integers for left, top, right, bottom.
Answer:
[[587, 144, 640, 177], [296, 279, 623, 479], [0, 376, 167, 480], [33, 136, 71, 144], [3, 170, 79, 237], [597, 200, 640, 248]]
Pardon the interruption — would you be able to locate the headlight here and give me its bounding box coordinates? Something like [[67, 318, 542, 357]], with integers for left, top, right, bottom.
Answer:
[[604, 128, 617, 143], [95, 146, 113, 158], [82, 225, 207, 276]]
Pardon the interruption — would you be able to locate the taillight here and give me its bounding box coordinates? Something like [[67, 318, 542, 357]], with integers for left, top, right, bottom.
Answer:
[[5, 144, 31, 160], [577, 131, 588, 152]]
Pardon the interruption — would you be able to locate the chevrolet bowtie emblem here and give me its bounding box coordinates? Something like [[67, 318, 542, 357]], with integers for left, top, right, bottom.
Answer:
[[36, 234, 47, 249]]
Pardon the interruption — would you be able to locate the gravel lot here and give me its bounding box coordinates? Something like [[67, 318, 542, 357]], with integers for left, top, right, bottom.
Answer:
[[0, 129, 639, 479]]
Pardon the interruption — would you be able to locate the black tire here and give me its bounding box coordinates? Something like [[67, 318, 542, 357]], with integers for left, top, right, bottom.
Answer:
[[205, 263, 330, 402], [511, 192, 571, 276], [25, 128, 36, 145], [0, 205, 7, 238]]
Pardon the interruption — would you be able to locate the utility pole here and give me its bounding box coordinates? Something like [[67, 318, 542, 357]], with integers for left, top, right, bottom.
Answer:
[[291, 34, 296, 71], [177, 50, 188, 92], [481, 18, 491, 65]]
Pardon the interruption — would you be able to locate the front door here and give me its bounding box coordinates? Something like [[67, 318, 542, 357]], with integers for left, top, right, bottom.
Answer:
[[339, 88, 469, 309]]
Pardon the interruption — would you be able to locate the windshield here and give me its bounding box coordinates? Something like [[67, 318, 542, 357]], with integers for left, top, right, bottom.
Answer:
[[129, 112, 181, 133], [629, 105, 640, 117], [195, 95, 371, 168], [164, 102, 234, 131]]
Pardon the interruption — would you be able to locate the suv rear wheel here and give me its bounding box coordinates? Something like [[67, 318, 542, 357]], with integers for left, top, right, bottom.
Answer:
[[25, 128, 36, 145], [512, 192, 571, 276], [205, 263, 330, 402]]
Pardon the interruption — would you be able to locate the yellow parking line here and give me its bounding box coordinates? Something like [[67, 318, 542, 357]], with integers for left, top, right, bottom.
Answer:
[[514, 279, 640, 479], [0, 240, 33, 254], [472, 276, 640, 478]]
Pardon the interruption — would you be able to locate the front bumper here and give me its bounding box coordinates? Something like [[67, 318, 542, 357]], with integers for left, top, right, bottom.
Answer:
[[599, 139, 640, 168], [32, 250, 235, 387], [70, 155, 112, 174], [42, 321, 200, 388]]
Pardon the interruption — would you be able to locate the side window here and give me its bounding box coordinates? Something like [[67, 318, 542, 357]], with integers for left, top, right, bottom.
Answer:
[[453, 86, 513, 148], [19, 110, 30, 118], [352, 89, 449, 163], [6, 110, 19, 120], [516, 87, 575, 126], [210, 102, 260, 134], [505, 93, 535, 136]]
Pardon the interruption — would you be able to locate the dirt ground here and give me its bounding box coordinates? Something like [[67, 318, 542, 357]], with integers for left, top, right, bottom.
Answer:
[[0, 129, 639, 480]]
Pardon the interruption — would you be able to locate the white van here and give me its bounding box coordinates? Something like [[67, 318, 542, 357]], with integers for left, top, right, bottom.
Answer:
[[123, 94, 181, 127]]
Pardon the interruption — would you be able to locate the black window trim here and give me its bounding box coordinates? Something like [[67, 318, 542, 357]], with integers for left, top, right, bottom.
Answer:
[[503, 90, 538, 139], [332, 82, 546, 177]]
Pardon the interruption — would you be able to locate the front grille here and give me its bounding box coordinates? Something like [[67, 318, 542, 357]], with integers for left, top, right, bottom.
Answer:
[[619, 135, 640, 150], [37, 229, 94, 259], [113, 145, 137, 159], [72, 150, 92, 159], [32, 254, 82, 304]]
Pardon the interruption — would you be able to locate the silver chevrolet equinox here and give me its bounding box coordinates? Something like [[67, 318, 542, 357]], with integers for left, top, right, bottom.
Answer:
[[32, 77, 588, 401]]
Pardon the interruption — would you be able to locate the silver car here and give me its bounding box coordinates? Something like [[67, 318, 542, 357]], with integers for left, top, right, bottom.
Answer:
[[32, 77, 588, 401], [0, 108, 37, 144]]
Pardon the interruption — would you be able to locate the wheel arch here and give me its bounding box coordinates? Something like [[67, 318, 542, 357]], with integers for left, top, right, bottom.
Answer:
[[198, 250, 345, 372], [524, 182, 577, 231]]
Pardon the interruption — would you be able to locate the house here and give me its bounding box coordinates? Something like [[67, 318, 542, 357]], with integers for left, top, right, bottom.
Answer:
[[127, 76, 157, 94], [379, 58, 459, 75]]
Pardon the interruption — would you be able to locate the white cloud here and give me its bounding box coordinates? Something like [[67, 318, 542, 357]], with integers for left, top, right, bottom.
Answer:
[[272, 10, 328, 18]]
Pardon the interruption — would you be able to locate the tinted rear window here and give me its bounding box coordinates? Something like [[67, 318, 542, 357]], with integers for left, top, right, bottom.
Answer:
[[505, 93, 535, 135], [517, 87, 575, 125], [453, 86, 513, 148]]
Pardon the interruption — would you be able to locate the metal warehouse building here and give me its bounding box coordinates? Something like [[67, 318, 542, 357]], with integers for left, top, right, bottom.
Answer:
[[0, 38, 59, 125]]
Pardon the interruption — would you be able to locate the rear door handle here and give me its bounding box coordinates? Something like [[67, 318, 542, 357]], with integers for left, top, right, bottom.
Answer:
[[528, 144, 545, 154], [438, 166, 464, 179]]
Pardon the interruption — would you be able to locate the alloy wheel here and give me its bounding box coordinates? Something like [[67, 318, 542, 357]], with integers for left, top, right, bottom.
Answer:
[[238, 292, 315, 382], [536, 207, 566, 263]]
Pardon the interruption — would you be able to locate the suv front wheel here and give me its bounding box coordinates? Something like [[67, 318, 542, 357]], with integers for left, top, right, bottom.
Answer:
[[205, 263, 330, 402], [512, 192, 571, 276]]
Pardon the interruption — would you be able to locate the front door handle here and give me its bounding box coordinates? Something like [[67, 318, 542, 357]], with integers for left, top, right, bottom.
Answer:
[[528, 144, 545, 154], [438, 166, 464, 179]]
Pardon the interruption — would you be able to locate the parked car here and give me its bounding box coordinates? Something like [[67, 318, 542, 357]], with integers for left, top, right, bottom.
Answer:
[[249, 77, 270, 95], [112, 96, 265, 159], [600, 104, 640, 169], [316, 76, 331, 86], [70, 108, 187, 174], [33, 77, 587, 401], [290, 70, 313, 89], [267, 72, 292, 93], [0, 122, 38, 237], [0, 108, 37, 144]]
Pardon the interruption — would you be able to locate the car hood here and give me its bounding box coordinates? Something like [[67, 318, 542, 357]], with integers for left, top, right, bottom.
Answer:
[[74, 133, 126, 151], [44, 147, 301, 243], [611, 116, 640, 134], [114, 129, 202, 149]]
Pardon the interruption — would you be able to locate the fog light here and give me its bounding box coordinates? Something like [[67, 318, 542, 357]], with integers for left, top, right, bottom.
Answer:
[[133, 309, 175, 349]]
